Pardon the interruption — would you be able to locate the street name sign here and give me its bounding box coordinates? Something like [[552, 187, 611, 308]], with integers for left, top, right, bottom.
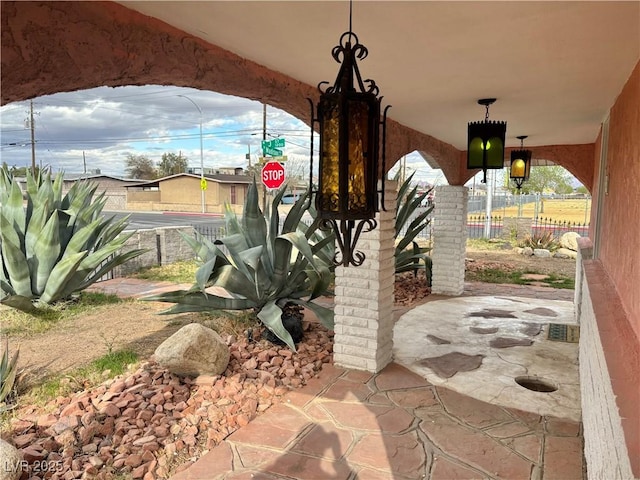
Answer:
[[262, 138, 285, 149], [262, 138, 286, 157], [263, 146, 283, 157]]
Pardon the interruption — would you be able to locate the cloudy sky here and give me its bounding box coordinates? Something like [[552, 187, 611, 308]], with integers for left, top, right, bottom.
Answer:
[[0, 85, 448, 186]]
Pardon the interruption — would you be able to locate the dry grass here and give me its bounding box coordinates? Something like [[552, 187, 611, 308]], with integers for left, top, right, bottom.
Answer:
[[472, 198, 592, 223], [131, 260, 198, 283]]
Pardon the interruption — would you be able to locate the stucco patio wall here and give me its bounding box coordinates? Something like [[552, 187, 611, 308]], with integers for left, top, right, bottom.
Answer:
[[577, 238, 638, 480], [583, 59, 639, 478]]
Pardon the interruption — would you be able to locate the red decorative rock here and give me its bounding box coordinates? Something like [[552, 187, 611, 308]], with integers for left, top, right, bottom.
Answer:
[[98, 402, 120, 417]]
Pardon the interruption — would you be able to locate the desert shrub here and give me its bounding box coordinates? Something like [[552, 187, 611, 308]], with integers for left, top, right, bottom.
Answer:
[[518, 231, 559, 251]]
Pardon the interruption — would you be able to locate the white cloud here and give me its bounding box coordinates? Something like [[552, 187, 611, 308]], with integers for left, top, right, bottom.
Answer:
[[1, 85, 440, 184]]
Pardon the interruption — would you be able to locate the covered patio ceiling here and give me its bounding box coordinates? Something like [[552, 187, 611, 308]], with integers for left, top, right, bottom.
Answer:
[[120, 1, 639, 151]]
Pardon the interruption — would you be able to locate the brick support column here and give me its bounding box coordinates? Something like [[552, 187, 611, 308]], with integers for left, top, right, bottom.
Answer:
[[431, 185, 468, 295], [333, 182, 397, 372]]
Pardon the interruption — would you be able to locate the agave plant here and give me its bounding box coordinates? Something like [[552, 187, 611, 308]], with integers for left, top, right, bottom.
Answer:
[[0, 339, 19, 408], [395, 172, 434, 283], [145, 180, 335, 351], [0, 167, 146, 313]]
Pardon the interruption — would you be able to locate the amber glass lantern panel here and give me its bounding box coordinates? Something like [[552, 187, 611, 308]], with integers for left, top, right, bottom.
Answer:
[[347, 99, 368, 212], [319, 98, 340, 214], [511, 158, 526, 178]]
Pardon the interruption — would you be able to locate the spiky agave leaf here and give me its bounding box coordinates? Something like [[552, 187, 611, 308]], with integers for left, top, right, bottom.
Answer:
[[258, 300, 296, 351], [0, 218, 32, 297], [394, 173, 434, 277], [0, 339, 20, 405]]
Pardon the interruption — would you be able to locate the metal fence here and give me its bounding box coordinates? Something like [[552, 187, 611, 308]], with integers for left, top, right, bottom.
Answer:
[[467, 194, 539, 213], [193, 224, 226, 242], [192, 215, 435, 247], [467, 215, 504, 239], [532, 217, 589, 237], [466, 215, 589, 239], [397, 207, 433, 241], [192, 214, 587, 244]]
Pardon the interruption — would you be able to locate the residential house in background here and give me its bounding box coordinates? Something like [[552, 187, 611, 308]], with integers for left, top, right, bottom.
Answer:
[[62, 173, 140, 210], [126, 172, 253, 213]]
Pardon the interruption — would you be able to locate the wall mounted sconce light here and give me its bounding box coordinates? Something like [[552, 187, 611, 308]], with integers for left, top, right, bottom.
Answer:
[[510, 135, 532, 190], [467, 98, 506, 183], [308, 1, 390, 267]]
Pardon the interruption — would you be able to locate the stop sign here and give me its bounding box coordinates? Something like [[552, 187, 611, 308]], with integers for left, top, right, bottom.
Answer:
[[261, 161, 286, 189]]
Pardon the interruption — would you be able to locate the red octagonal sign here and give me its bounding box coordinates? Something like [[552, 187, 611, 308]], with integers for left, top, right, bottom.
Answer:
[[261, 161, 286, 189]]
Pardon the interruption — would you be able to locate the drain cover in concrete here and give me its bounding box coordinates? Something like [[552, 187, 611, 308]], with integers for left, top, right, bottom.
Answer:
[[489, 337, 534, 348], [418, 352, 484, 378], [548, 324, 580, 343]]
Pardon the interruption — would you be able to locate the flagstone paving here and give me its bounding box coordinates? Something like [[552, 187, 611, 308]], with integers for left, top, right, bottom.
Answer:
[[89, 278, 583, 479], [171, 363, 584, 479]]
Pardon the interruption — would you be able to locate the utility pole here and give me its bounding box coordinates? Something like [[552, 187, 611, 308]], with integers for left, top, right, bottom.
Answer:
[[29, 99, 36, 174], [262, 103, 267, 211], [83, 151, 87, 174], [262, 104, 267, 142], [178, 95, 205, 213], [484, 170, 493, 238]]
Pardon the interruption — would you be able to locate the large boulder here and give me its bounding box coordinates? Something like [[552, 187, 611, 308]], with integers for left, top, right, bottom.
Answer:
[[560, 232, 581, 251], [554, 247, 578, 259], [0, 438, 22, 480], [154, 323, 230, 377]]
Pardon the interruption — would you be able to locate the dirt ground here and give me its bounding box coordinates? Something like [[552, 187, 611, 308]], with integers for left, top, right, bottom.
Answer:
[[7, 303, 204, 387], [465, 246, 577, 278], [6, 245, 576, 389]]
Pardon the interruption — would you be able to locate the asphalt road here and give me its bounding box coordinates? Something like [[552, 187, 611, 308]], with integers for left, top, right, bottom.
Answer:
[[104, 211, 226, 231]]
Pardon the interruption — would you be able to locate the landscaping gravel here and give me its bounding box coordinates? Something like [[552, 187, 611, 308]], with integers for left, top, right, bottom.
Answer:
[[5, 322, 333, 479]]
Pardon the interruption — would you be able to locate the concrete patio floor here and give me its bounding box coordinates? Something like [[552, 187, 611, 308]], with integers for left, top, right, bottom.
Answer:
[[394, 295, 580, 422]]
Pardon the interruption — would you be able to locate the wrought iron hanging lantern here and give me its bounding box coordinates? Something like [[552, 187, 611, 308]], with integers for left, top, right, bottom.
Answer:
[[309, 2, 390, 267], [510, 135, 532, 190], [467, 98, 507, 183]]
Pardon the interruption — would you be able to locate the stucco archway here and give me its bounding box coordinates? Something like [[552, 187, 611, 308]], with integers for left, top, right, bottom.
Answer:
[[1, 1, 463, 183], [1, 1, 594, 189]]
